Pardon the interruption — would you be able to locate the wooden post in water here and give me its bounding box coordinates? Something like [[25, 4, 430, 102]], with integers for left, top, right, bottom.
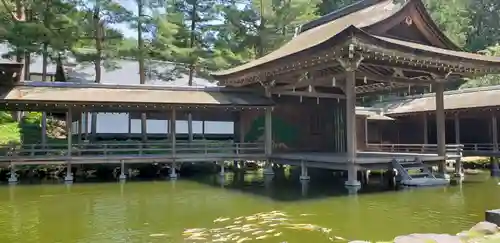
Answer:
[[119, 160, 126, 181], [454, 113, 463, 177], [263, 91, 274, 175], [435, 82, 446, 175], [170, 108, 177, 179], [65, 108, 74, 182], [344, 63, 360, 187]]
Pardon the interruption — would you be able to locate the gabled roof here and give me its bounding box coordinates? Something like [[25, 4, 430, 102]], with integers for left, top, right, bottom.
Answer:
[[300, 0, 383, 33], [212, 0, 402, 77], [212, 0, 488, 83], [212, 25, 500, 80]]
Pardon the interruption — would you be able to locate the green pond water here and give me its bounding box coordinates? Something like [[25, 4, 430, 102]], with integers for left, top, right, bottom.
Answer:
[[0, 172, 498, 243]]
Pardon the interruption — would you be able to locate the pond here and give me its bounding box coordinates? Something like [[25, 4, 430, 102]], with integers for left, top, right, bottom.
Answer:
[[0, 172, 498, 243]]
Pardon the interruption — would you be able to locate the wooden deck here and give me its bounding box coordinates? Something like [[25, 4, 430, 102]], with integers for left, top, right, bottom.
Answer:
[[0, 142, 265, 166], [462, 143, 500, 156], [0, 142, 470, 172], [271, 151, 447, 170]]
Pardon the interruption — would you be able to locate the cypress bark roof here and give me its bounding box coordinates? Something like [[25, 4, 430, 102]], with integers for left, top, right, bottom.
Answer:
[[372, 85, 500, 115], [0, 82, 273, 108], [211, 0, 499, 83]]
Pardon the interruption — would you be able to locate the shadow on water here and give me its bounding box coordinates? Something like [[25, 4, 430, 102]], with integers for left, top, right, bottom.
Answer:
[[184, 167, 402, 202]]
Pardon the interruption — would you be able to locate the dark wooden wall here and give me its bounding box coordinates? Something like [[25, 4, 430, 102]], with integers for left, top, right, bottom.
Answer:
[[367, 110, 500, 145], [240, 96, 347, 153]]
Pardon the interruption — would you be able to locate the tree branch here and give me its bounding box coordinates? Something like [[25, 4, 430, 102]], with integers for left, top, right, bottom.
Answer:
[[1, 0, 18, 21]]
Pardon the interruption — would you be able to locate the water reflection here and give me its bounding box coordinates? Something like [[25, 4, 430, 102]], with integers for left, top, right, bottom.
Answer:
[[0, 173, 497, 242]]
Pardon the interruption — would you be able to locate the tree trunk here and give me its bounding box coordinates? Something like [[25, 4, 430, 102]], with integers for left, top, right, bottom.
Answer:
[[138, 0, 147, 143], [187, 0, 197, 143], [13, 0, 24, 122], [41, 42, 49, 147], [91, 5, 102, 141]]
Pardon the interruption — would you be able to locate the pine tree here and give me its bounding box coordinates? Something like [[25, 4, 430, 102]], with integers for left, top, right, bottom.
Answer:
[[73, 0, 131, 141]]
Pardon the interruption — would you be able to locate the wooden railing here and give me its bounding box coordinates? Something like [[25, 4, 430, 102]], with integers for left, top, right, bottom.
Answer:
[[365, 143, 463, 157], [0, 141, 265, 160], [462, 143, 498, 152]]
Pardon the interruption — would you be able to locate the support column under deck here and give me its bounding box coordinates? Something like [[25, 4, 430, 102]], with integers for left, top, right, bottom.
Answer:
[[8, 163, 17, 184], [435, 82, 446, 174], [491, 114, 499, 176], [345, 70, 360, 187], [119, 160, 126, 181], [263, 104, 274, 175], [170, 108, 178, 179], [454, 113, 463, 177], [300, 160, 310, 180], [65, 108, 74, 182]]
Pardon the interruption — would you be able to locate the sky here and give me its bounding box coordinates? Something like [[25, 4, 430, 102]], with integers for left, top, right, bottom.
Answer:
[[112, 0, 139, 39]]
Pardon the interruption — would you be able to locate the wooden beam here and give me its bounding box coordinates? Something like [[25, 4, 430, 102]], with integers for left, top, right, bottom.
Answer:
[[357, 71, 436, 85], [271, 90, 345, 99], [272, 73, 346, 92]]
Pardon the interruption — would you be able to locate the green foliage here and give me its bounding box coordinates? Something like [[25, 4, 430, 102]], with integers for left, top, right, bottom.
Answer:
[[0, 111, 14, 124], [0, 112, 19, 145], [460, 44, 500, 89], [316, 0, 356, 16], [423, 0, 470, 47], [466, 0, 500, 52]]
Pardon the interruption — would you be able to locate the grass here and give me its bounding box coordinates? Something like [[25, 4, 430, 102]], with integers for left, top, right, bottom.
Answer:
[[0, 112, 21, 145]]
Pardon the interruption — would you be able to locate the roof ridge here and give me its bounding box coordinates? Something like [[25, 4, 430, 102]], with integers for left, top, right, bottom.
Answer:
[[300, 0, 384, 33], [16, 81, 255, 93]]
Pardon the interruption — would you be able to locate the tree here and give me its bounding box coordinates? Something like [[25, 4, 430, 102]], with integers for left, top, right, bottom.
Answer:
[[465, 0, 500, 52], [316, 0, 356, 16], [73, 0, 131, 140], [214, 0, 319, 63], [423, 0, 470, 48]]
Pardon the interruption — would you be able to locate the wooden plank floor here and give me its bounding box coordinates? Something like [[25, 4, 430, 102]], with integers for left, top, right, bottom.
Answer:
[[270, 152, 447, 170]]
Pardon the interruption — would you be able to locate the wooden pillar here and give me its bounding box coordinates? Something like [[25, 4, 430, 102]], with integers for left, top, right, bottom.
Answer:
[[84, 112, 89, 140], [492, 114, 498, 151], [65, 108, 73, 182], [239, 112, 245, 143], [41, 112, 47, 147], [264, 106, 272, 156], [364, 118, 368, 145], [263, 89, 274, 176], [170, 108, 177, 178], [188, 113, 193, 143], [171, 109, 176, 155], [435, 82, 446, 174], [202, 120, 205, 140], [454, 113, 460, 144], [454, 113, 463, 177], [128, 112, 132, 139], [345, 69, 359, 186], [491, 113, 499, 176], [141, 112, 147, 142], [78, 112, 83, 144], [423, 113, 428, 144]]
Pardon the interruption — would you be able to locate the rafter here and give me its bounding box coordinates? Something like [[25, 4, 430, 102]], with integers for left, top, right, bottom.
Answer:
[[271, 91, 345, 99]]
